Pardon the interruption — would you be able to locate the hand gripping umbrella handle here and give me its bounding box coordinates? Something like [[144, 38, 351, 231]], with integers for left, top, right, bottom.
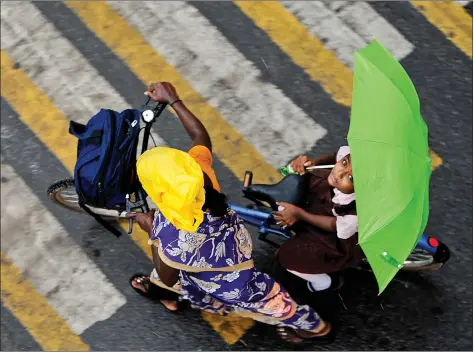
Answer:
[[279, 164, 335, 176]]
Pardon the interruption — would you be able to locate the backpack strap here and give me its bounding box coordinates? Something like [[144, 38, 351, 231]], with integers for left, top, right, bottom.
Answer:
[[78, 200, 123, 238], [69, 121, 103, 139]]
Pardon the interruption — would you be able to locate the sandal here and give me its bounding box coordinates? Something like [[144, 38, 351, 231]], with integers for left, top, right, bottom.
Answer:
[[277, 327, 304, 343], [129, 273, 180, 312], [276, 323, 334, 344]]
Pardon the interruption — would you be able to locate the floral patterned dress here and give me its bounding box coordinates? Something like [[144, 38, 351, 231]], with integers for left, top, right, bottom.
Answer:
[[148, 208, 323, 331]]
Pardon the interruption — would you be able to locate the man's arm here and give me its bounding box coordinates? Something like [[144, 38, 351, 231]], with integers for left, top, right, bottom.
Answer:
[[145, 82, 212, 151], [171, 101, 212, 151]]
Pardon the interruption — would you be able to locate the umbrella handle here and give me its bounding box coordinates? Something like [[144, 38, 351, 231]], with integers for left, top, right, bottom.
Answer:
[[279, 164, 335, 176], [305, 164, 335, 170]]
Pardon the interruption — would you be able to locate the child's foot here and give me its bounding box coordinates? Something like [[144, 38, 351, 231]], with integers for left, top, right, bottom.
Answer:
[[130, 275, 179, 311], [307, 274, 344, 293]]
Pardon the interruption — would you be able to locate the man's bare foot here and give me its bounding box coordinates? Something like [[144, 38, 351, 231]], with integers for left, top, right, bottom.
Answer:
[[131, 276, 179, 311]]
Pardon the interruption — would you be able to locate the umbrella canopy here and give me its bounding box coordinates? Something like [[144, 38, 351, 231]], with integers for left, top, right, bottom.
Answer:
[[348, 39, 432, 294]]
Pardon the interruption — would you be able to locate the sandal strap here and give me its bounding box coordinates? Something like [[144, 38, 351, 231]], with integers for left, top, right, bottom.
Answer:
[[312, 323, 332, 337], [277, 328, 303, 343], [130, 273, 180, 304]]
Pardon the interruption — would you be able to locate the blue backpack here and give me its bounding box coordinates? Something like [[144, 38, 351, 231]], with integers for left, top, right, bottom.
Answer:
[[69, 108, 141, 236]]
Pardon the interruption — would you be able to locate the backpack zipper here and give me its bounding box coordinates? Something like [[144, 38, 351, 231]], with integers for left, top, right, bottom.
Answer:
[[95, 110, 115, 207]]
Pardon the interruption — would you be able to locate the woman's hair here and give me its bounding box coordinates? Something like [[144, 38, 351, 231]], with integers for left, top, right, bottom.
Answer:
[[202, 186, 228, 217]]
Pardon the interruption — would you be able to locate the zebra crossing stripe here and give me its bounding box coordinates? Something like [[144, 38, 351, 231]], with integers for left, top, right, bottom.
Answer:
[[1, 164, 127, 335], [236, 0, 354, 108], [1, 252, 89, 351], [411, 1, 472, 58], [65, 1, 282, 184], [108, 1, 327, 168], [0, 1, 165, 151], [237, 1, 443, 170], [283, 1, 414, 70]]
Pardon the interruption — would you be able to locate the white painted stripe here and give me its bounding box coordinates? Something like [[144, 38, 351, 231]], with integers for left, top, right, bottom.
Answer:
[[0, 164, 126, 334], [455, 1, 471, 7], [108, 1, 327, 167], [283, 1, 415, 69], [325, 0, 348, 12], [282, 1, 366, 69], [333, 1, 414, 60], [0, 1, 165, 150]]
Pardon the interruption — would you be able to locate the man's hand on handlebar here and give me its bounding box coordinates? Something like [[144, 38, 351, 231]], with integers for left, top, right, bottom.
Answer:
[[145, 82, 180, 105], [127, 211, 155, 237], [145, 81, 212, 151]]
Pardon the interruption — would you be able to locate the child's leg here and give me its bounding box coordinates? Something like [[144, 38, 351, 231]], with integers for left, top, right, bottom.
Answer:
[[287, 270, 331, 291]]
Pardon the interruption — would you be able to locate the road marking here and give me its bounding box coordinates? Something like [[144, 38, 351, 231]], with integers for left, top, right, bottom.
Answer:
[[454, 1, 471, 7], [108, 1, 326, 168], [1, 164, 127, 334], [429, 149, 443, 170], [0, 1, 164, 151], [1, 252, 89, 351], [283, 1, 365, 70], [235, 1, 354, 107], [1, 46, 151, 261], [1, 51, 77, 171], [283, 1, 414, 69], [237, 1, 443, 170], [201, 312, 255, 345], [411, 1, 472, 58], [66, 1, 281, 184], [1, 46, 152, 248]]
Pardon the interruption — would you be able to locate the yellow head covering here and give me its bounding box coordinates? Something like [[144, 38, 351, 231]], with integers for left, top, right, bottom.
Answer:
[[136, 147, 205, 232]]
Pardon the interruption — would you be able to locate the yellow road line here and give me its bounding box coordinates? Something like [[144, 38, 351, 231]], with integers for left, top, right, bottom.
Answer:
[[235, 1, 354, 108], [0, 49, 153, 260], [1, 45, 151, 318], [0, 54, 77, 173], [1, 48, 251, 344], [65, 1, 280, 185], [236, 1, 444, 170], [202, 312, 255, 345], [429, 149, 443, 170], [1, 252, 89, 351], [411, 1, 472, 58]]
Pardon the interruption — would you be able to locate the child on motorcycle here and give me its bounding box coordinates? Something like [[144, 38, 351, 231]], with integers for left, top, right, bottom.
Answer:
[[273, 146, 364, 292]]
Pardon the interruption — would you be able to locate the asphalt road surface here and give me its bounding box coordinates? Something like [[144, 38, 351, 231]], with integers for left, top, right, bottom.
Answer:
[[1, 1, 472, 351]]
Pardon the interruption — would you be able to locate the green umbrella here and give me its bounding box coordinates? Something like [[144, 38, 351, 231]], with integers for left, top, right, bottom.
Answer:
[[348, 39, 432, 294]]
